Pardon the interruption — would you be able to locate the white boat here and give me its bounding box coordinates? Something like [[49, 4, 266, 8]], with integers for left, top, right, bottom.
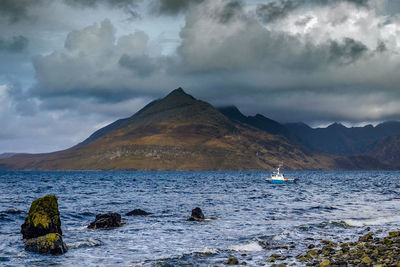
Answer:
[[266, 164, 297, 184]]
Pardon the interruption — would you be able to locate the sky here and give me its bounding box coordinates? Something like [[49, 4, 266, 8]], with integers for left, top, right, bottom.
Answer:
[[1, 0, 400, 153]]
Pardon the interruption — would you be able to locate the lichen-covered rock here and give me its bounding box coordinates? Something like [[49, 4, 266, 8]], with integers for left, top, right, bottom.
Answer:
[[226, 255, 239, 265], [21, 195, 62, 239], [21, 195, 67, 255], [359, 232, 374, 242], [88, 213, 122, 229], [319, 259, 330, 266], [24, 233, 68, 255], [187, 207, 205, 221], [296, 230, 400, 266], [389, 231, 399, 237], [361, 255, 372, 264], [125, 209, 152, 216]]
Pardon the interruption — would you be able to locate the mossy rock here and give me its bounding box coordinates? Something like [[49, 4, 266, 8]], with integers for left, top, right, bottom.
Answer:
[[319, 260, 330, 267], [21, 195, 62, 239], [361, 256, 372, 264], [359, 232, 374, 242], [24, 233, 68, 255], [388, 231, 399, 237], [227, 256, 239, 265], [307, 249, 320, 258]]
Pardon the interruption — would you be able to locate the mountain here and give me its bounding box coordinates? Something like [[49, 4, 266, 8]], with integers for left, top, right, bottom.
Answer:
[[286, 121, 400, 155], [218, 106, 295, 141], [0, 153, 17, 159], [0, 88, 337, 170], [365, 135, 400, 167], [0, 88, 394, 170]]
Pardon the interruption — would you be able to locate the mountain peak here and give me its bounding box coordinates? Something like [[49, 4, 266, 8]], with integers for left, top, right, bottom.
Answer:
[[327, 122, 346, 129], [165, 87, 195, 100]]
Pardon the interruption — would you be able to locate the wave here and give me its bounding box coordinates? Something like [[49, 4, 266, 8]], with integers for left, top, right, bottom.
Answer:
[[342, 216, 400, 227], [229, 241, 263, 252], [194, 248, 218, 255], [68, 238, 103, 249], [272, 230, 291, 241], [1, 209, 25, 214], [309, 206, 338, 210]]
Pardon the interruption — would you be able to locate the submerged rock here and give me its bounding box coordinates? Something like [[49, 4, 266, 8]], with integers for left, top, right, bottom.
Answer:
[[21, 195, 67, 255], [88, 213, 122, 229], [125, 209, 152, 216], [24, 233, 68, 255], [21, 194, 62, 239], [226, 255, 239, 265], [187, 207, 205, 221]]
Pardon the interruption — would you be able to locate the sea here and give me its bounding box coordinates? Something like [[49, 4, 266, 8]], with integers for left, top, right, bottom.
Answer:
[[0, 171, 399, 266]]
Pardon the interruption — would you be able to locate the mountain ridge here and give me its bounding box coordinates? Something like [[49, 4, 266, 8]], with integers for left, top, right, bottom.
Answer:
[[0, 88, 398, 170], [286, 121, 400, 156]]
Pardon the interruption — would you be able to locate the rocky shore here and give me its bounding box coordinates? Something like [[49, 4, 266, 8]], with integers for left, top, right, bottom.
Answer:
[[259, 229, 400, 266], [20, 195, 399, 266]]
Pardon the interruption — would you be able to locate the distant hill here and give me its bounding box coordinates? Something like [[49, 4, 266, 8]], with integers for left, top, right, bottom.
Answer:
[[0, 88, 395, 170], [218, 106, 296, 141], [285, 121, 400, 155], [365, 135, 400, 168], [0, 153, 17, 159]]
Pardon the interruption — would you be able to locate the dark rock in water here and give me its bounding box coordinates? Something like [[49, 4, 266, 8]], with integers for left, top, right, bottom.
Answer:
[[125, 209, 152, 216], [187, 207, 205, 221], [4, 209, 24, 214], [21, 195, 62, 239], [21, 195, 67, 255], [359, 232, 374, 242], [24, 233, 68, 255], [226, 255, 239, 265], [88, 213, 122, 229]]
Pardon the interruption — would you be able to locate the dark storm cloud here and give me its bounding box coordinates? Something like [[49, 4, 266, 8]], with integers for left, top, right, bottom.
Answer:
[[0, 35, 29, 53], [376, 41, 387, 53], [63, 0, 142, 18], [217, 0, 243, 23], [307, 0, 369, 7], [6, 82, 38, 116], [118, 54, 157, 77], [0, 0, 43, 23], [0, 0, 143, 23], [29, 20, 169, 103], [329, 38, 368, 65], [30, 0, 373, 107], [256, 0, 298, 23], [178, 0, 370, 73], [9, 0, 400, 126], [155, 0, 203, 15]]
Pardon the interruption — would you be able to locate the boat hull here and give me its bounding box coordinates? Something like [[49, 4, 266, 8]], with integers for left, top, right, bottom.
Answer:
[[267, 179, 297, 184]]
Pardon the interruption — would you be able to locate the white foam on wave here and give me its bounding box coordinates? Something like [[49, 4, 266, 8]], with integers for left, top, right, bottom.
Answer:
[[68, 238, 103, 249], [229, 242, 263, 252], [194, 248, 218, 254], [343, 216, 400, 227], [272, 230, 290, 241]]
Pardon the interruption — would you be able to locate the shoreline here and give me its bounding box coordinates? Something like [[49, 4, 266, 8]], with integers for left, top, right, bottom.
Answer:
[[259, 229, 400, 266]]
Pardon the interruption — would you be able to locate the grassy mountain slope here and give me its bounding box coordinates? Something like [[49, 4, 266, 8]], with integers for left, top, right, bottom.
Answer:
[[0, 88, 335, 170], [0, 88, 393, 170]]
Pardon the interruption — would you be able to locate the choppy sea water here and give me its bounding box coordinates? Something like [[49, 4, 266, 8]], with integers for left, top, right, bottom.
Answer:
[[0, 171, 399, 266]]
